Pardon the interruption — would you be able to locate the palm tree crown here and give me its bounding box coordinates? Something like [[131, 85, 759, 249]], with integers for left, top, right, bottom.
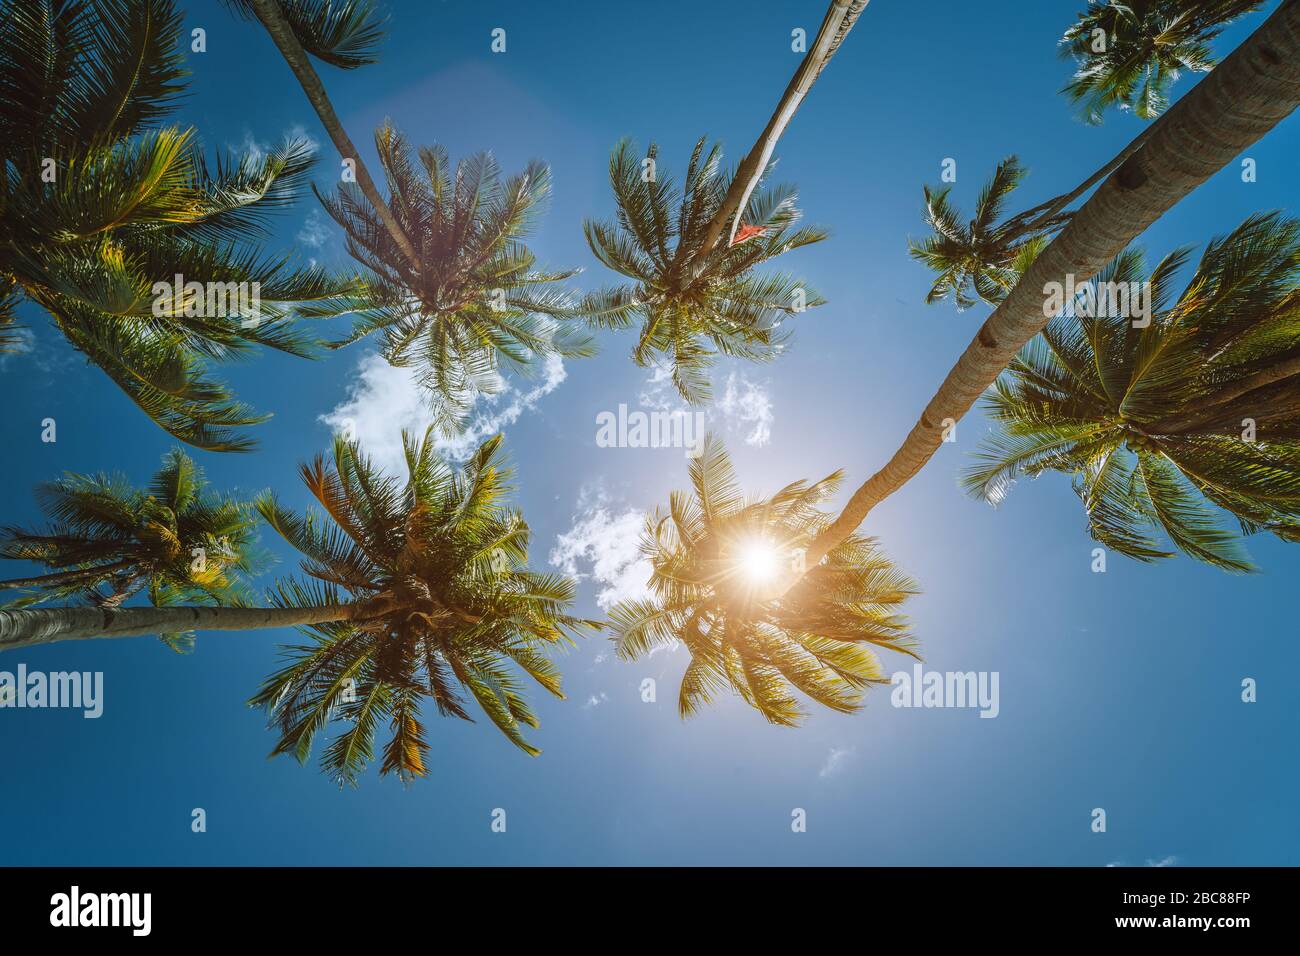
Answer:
[[0, 448, 261, 650], [310, 124, 595, 433], [963, 212, 1300, 572], [581, 138, 828, 404], [607, 438, 917, 725], [0, 0, 346, 451], [252, 430, 594, 783], [1060, 0, 1263, 124], [909, 156, 1069, 311]]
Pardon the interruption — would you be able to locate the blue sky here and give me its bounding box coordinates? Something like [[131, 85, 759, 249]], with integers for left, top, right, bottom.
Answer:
[[1, 0, 1296, 865]]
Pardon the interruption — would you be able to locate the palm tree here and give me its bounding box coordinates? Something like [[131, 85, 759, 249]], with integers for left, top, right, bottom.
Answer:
[[962, 212, 1300, 572], [607, 438, 916, 724], [0, 432, 592, 776], [1061, 0, 1264, 124], [909, 156, 1070, 310], [0, 0, 346, 451], [306, 125, 596, 432], [0, 449, 262, 650], [581, 138, 827, 404], [231, 0, 420, 267], [250, 429, 593, 776]]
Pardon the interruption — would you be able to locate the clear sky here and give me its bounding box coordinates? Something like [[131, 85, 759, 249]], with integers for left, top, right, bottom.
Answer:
[[1, 0, 1296, 866]]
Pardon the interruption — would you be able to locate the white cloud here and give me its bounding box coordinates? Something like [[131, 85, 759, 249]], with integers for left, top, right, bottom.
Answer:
[[232, 124, 319, 164], [234, 130, 269, 164], [1107, 856, 1180, 868], [318, 351, 568, 474], [819, 746, 854, 779], [296, 209, 331, 249], [637, 364, 774, 446], [718, 372, 773, 447], [286, 123, 320, 154], [550, 489, 652, 611], [582, 692, 609, 710]]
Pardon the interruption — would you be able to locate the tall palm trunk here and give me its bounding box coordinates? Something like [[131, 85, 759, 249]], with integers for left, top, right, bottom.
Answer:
[[800, 0, 1300, 571], [246, 0, 419, 267], [0, 559, 135, 591], [0, 599, 394, 653], [687, 0, 869, 280]]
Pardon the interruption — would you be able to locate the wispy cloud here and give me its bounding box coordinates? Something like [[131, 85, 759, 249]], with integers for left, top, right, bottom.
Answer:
[[285, 123, 320, 154], [639, 364, 774, 446], [296, 209, 331, 249], [819, 746, 854, 779], [582, 692, 609, 710], [1107, 855, 1179, 868], [319, 352, 568, 474], [550, 487, 652, 611], [232, 123, 320, 164], [718, 371, 773, 447]]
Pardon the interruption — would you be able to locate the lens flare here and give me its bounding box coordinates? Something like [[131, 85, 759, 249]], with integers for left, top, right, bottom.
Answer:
[[737, 537, 781, 585]]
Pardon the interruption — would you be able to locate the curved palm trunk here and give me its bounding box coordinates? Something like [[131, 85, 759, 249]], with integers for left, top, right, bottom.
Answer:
[[800, 0, 1300, 570], [246, 0, 419, 267], [0, 559, 134, 591], [0, 599, 394, 653], [687, 0, 869, 279]]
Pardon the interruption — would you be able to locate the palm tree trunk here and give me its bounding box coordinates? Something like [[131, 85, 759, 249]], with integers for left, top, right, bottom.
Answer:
[[246, 0, 419, 267], [0, 598, 395, 653], [686, 0, 869, 280], [0, 559, 135, 591], [800, 0, 1300, 571]]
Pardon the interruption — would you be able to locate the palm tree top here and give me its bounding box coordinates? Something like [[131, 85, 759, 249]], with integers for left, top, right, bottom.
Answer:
[[253, 429, 597, 783], [581, 137, 828, 405], [1, 0, 352, 451], [964, 211, 1300, 572], [909, 156, 1070, 311], [1059, 0, 1264, 124], [305, 123, 595, 435], [0, 447, 263, 650], [607, 437, 917, 725]]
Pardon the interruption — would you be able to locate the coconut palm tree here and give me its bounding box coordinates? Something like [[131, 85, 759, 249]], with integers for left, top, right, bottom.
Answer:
[[0, 448, 263, 650], [0, 431, 592, 776], [230, 0, 419, 267], [0, 0, 346, 451], [909, 156, 1071, 310], [1061, 0, 1264, 124], [607, 438, 916, 725], [581, 138, 827, 404], [962, 212, 1300, 572], [305, 125, 596, 432], [253, 428, 596, 778]]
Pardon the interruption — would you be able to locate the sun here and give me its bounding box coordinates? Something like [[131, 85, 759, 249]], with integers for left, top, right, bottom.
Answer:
[[736, 537, 782, 586]]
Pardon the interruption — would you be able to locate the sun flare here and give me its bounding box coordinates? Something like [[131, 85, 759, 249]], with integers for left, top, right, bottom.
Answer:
[[737, 537, 782, 585]]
